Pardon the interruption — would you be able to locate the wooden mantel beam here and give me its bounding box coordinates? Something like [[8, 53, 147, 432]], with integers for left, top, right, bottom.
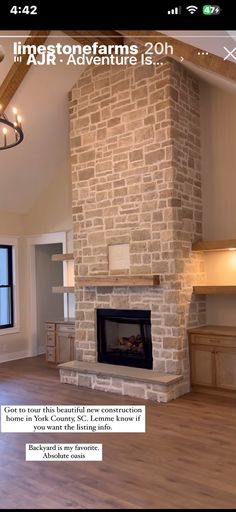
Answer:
[[0, 30, 50, 111], [64, 30, 123, 47], [116, 30, 236, 82]]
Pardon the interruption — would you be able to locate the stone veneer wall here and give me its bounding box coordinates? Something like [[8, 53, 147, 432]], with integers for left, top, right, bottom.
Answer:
[[69, 57, 206, 399]]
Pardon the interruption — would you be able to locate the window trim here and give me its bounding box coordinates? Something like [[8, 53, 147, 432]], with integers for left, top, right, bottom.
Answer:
[[0, 236, 20, 336], [0, 245, 14, 329]]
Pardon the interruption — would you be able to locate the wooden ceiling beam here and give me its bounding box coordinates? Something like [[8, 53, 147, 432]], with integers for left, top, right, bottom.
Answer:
[[116, 30, 236, 82], [64, 30, 123, 46], [0, 30, 50, 111]]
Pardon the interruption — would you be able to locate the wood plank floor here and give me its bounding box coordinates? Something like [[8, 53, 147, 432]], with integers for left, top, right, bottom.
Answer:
[[1, 356, 236, 509]]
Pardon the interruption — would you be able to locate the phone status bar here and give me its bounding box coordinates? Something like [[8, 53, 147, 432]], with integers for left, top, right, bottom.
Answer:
[[0, 2, 234, 30]]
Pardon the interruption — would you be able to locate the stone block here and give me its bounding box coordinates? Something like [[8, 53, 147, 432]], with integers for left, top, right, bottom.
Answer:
[[166, 360, 182, 374], [91, 112, 101, 123], [60, 370, 78, 386], [70, 136, 81, 148], [134, 66, 155, 81], [77, 374, 93, 387], [111, 378, 123, 389], [79, 150, 95, 163], [163, 337, 181, 350], [79, 168, 94, 181], [111, 296, 130, 309], [135, 126, 154, 143], [123, 383, 146, 399], [123, 108, 146, 123], [131, 265, 151, 274], [146, 390, 160, 401], [152, 261, 169, 273], [153, 360, 166, 372], [131, 230, 150, 241], [131, 86, 148, 101], [150, 90, 165, 104], [129, 149, 143, 162], [88, 232, 105, 245], [95, 377, 112, 386], [111, 79, 130, 94], [145, 149, 165, 165], [107, 117, 121, 127]]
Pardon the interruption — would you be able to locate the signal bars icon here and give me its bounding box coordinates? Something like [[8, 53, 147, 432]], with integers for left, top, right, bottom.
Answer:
[[167, 6, 181, 15]]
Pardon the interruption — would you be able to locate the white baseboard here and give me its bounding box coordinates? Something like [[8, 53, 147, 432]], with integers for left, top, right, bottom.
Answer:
[[37, 348, 46, 355], [0, 350, 30, 363]]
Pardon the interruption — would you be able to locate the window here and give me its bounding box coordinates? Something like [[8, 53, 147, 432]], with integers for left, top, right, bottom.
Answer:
[[0, 245, 13, 329]]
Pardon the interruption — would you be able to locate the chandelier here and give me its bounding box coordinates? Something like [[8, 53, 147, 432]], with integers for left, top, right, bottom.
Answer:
[[0, 106, 24, 150]]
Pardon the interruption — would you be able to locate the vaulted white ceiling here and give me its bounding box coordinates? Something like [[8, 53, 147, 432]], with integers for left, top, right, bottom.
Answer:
[[0, 31, 84, 213], [0, 30, 235, 214]]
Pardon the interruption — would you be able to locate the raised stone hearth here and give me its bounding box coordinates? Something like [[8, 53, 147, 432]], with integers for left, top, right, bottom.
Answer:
[[65, 55, 206, 403], [59, 361, 183, 403]]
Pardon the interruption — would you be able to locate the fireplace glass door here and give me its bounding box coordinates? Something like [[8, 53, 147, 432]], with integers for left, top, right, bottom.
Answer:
[[97, 309, 152, 369]]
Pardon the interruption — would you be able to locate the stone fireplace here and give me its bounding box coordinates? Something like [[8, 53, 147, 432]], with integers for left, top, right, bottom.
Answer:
[[59, 55, 206, 403], [97, 308, 152, 369]]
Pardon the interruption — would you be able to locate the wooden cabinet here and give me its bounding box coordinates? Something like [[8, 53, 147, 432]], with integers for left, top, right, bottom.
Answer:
[[215, 349, 236, 390], [45, 320, 75, 364], [188, 325, 236, 394], [190, 344, 215, 387], [56, 323, 75, 363], [45, 323, 56, 362]]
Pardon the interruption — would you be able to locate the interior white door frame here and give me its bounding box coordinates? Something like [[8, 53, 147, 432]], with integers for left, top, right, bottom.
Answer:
[[26, 231, 67, 356]]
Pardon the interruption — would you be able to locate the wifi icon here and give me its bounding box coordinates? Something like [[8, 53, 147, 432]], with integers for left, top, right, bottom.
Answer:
[[186, 5, 198, 14]]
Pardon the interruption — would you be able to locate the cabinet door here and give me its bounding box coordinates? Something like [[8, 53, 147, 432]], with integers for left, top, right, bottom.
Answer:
[[70, 336, 75, 360], [56, 333, 74, 364], [215, 349, 236, 390], [46, 332, 55, 347], [46, 347, 56, 363], [190, 345, 215, 387]]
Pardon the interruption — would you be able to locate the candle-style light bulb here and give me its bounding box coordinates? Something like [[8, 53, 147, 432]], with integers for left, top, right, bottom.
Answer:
[[13, 107, 18, 123], [2, 127, 7, 146], [17, 115, 22, 129]]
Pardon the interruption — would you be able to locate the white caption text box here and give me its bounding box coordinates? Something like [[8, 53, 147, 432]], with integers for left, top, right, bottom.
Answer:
[[26, 443, 102, 461], [1, 405, 145, 433]]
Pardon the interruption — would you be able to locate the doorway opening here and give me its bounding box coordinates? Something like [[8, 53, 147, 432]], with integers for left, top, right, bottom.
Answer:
[[27, 231, 68, 356], [35, 243, 64, 354]]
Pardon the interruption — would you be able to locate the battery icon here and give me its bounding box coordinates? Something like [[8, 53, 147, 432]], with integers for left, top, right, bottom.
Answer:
[[203, 5, 221, 15]]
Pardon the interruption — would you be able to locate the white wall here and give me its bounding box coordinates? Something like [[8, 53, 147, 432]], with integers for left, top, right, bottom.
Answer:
[[24, 165, 73, 235], [35, 244, 64, 353], [201, 82, 236, 325], [204, 251, 236, 285], [0, 209, 26, 235], [0, 164, 74, 360], [201, 82, 236, 240], [24, 156, 75, 320]]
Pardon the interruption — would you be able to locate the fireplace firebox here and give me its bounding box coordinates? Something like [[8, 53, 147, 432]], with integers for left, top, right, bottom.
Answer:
[[97, 309, 152, 369]]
